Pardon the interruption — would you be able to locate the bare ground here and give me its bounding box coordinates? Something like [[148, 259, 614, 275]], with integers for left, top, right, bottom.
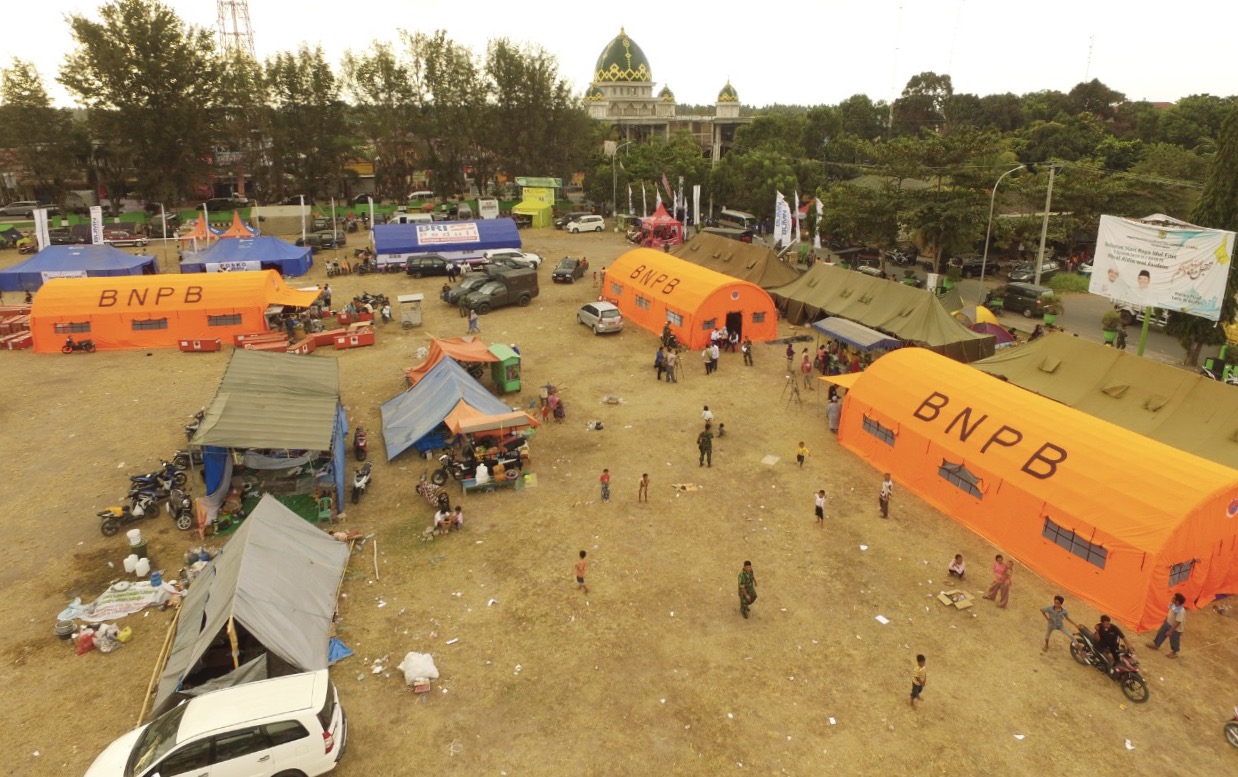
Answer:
[[0, 228, 1234, 777]]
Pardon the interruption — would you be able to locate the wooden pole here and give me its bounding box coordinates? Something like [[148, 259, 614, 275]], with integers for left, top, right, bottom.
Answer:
[[372, 538, 380, 581], [135, 605, 181, 727]]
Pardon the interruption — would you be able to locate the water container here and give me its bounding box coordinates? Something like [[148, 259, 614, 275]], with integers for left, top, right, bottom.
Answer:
[[150, 571, 162, 588], [135, 557, 151, 577], [123, 554, 138, 574], [126, 529, 142, 545], [129, 538, 148, 559]]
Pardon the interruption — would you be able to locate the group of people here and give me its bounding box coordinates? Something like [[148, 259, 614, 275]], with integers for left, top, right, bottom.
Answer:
[[433, 504, 464, 535]]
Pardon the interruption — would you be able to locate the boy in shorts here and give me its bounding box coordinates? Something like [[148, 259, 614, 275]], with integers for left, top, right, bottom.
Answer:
[[575, 550, 588, 595], [910, 654, 927, 709]]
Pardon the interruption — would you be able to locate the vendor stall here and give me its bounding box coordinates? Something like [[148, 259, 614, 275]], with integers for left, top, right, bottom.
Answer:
[[488, 343, 521, 394]]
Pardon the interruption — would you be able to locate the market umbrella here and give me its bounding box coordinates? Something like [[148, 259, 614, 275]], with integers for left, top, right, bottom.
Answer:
[[953, 304, 999, 327]]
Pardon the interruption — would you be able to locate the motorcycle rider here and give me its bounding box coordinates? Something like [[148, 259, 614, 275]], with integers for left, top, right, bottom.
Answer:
[[1094, 614, 1129, 675]]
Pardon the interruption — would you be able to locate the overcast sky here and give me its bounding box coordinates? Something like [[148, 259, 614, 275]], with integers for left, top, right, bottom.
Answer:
[[9, 0, 1236, 108]]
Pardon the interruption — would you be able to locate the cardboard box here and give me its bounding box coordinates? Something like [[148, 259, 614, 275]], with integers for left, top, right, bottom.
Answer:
[[937, 590, 974, 610]]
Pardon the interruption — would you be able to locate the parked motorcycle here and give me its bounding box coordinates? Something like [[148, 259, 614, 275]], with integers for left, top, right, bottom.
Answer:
[[129, 460, 188, 495], [353, 427, 368, 461], [351, 461, 373, 504], [172, 447, 204, 469], [62, 336, 96, 354], [431, 449, 522, 486], [184, 408, 206, 442], [1226, 706, 1238, 748], [98, 489, 162, 536], [325, 260, 342, 278], [169, 488, 195, 531], [1069, 628, 1149, 703]]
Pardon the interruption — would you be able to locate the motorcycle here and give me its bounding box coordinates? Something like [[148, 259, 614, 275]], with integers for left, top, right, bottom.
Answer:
[[1069, 628, 1149, 703], [17, 237, 37, 255], [62, 336, 96, 354], [129, 460, 188, 494], [1226, 706, 1238, 748], [325, 260, 342, 278], [353, 427, 368, 461], [169, 488, 195, 531], [184, 408, 206, 442], [885, 248, 916, 267], [98, 489, 162, 536], [172, 447, 204, 469], [351, 461, 373, 504], [431, 449, 522, 486]]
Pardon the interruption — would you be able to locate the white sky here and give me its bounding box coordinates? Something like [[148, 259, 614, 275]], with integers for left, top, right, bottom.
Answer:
[[8, 0, 1236, 108]]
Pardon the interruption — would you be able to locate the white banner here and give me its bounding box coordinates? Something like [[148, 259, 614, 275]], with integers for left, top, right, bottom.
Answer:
[[89, 206, 105, 245], [773, 192, 792, 248], [416, 222, 480, 245], [642, 185, 648, 218], [32, 209, 50, 250], [792, 192, 800, 243], [205, 260, 261, 272], [693, 185, 701, 229], [41, 270, 88, 282], [627, 184, 633, 217], [814, 198, 823, 250], [1090, 214, 1236, 322]]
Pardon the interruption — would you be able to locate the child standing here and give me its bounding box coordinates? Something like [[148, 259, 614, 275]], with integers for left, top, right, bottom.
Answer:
[[638, 473, 649, 503], [599, 469, 611, 503], [814, 489, 827, 526], [796, 441, 811, 468], [575, 550, 589, 595], [910, 654, 927, 709], [879, 473, 893, 518]]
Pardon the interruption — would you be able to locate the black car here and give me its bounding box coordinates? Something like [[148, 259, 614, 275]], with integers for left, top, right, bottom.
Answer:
[[552, 256, 589, 283], [1007, 260, 1061, 283], [295, 230, 347, 252], [47, 228, 85, 246], [405, 254, 451, 278], [948, 254, 989, 278], [441, 273, 491, 304], [203, 197, 250, 211], [985, 282, 1054, 317]]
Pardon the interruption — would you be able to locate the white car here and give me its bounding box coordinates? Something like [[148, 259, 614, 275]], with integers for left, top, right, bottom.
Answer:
[[577, 301, 623, 334], [485, 249, 542, 268], [85, 670, 347, 777], [568, 215, 606, 233]]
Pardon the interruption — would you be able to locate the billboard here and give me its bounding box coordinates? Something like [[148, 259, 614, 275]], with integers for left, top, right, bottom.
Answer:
[[1090, 215, 1235, 322], [415, 223, 481, 245]]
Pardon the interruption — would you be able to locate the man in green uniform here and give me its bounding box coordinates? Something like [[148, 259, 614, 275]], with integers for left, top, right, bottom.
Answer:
[[697, 428, 713, 467], [738, 561, 757, 619]]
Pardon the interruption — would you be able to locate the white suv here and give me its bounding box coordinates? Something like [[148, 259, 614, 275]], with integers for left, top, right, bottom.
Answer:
[[486, 249, 542, 268], [568, 215, 605, 233], [85, 670, 347, 777]]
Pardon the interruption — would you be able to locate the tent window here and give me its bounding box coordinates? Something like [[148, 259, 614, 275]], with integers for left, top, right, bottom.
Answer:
[[938, 460, 981, 499], [132, 318, 169, 331], [862, 416, 895, 446], [635, 295, 651, 310], [609, 281, 623, 297], [209, 314, 243, 326], [702, 318, 717, 330], [752, 312, 766, 323], [54, 322, 91, 334], [1042, 518, 1108, 569], [1168, 560, 1194, 587], [666, 311, 683, 326]]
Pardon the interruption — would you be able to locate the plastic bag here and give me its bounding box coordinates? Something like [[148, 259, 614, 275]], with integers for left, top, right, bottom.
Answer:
[[117, 626, 133, 643], [397, 652, 439, 685], [75, 631, 96, 655]]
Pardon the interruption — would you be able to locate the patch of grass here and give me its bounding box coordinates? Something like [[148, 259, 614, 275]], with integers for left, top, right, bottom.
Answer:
[[1049, 273, 1090, 294]]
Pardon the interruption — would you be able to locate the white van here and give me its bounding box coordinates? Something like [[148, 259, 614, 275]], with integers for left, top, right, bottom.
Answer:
[[477, 198, 499, 219], [408, 190, 434, 201], [390, 212, 434, 225], [717, 208, 758, 231]]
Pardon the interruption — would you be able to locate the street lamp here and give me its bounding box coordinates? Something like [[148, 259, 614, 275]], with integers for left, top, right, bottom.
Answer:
[[978, 165, 1027, 301], [610, 140, 633, 229]]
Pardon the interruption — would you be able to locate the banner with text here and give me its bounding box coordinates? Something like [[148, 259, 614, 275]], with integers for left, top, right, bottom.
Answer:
[[773, 192, 792, 248], [416, 222, 481, 245], [206, 261, 261, 272], [1090, 214, 1235, 321], [89, 206, 105, 245]]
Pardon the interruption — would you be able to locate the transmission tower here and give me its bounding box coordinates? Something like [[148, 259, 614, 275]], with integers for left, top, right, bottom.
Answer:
[[217, 0, 256, 60]]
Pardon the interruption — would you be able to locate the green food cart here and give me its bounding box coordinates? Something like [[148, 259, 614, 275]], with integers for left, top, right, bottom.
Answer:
[[488, 343, 521, 394]]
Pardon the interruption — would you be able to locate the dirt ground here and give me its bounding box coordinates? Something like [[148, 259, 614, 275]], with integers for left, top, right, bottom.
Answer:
[[0, 227, 1234, 777]]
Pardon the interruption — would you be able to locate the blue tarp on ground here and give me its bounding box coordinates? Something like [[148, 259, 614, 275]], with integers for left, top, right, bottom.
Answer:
[[372, 218, 521, 265], [181, 236, 313, 277], [0, 244, 158, 292], [811, 316, 903, 352], [380, 357, 513, 460]]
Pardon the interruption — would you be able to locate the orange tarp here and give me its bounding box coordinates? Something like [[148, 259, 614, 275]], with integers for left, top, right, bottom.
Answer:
[[836, 347, 1238, 631], [217, 211, 257, 238], [403, 337, 498, 386], [30, 271, 320, 353], [603, 248, 778, 350], [444, 405, 538, 436], [177, 217, 216, 245]]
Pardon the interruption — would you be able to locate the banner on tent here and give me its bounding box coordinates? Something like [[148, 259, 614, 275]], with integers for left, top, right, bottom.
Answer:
[[522, 187, 555, 206], [206, 261, 261, 273], [42, 270, 88, 283], [89, 206, 105, 246], [416, 223, 481, 245], [1090, 214, 1235, 322]]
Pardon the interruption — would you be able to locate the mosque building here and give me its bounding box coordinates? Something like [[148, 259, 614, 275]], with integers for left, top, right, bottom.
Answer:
[[584, 28, 751, 162]]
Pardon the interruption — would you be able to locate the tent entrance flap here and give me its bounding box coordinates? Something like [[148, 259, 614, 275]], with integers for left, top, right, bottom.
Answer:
[[812, 317, 902, 352]]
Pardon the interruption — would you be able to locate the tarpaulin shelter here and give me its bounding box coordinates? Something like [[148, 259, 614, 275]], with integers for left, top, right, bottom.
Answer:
[[180, 235, 312, 277], [28, 271, 320, 352], [511, 199, 553, 228], [402, 336, 498, 386], [380, 357, 523, 459], [0, 244, 158, 292], [975, 332, 1238, 469], [672, 232, 799, 289], [372, 218, 522, 267], [151, 494, 349, 716], [603, 248, 778, 350], [770, 263, 994, 362], [832, 347, 1238, 631], [971, 322, 1016, 347], [191, 349, 347, 505], [812, 317, 902, 352]]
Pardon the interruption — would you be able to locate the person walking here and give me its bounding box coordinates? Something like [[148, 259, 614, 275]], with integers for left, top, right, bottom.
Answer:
[[638, 473, 649, 503], [814, 489, 827, 527], [697, 428, 713, 467], [910, 654, 927, 709], [599, 469, 611, 503], [983, 555, 1013, 608], [1115, 325, 1128, 350], [702, 346, 712, 375], [738, 560, 757, 619], [879, 473, 893, 518], [801, 350, 814, 389], [1146, 592, 1187, 658], [742, 336, 753, 366], [654, 347, 666, 381], [826, 396, 842, 433], [710, 341, 721, 373], [575, 550, 589, 595], [665, 349, 678, 383], [467, 307, 480, 334], [702, 405, 715, 431], [796, 441, 811, 468], [785, 341, 794, 373], [1041, 595, 1079, 653], [321, 283, 332, 309]]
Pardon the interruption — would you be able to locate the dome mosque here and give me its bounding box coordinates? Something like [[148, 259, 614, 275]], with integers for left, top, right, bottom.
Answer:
[[583, 28, 751, 162]]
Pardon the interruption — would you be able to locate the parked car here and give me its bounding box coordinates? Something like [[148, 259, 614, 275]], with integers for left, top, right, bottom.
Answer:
[[84, 669, 346, 777], [0, 200, 58, 217], [555, 211, 594, 230], [296, 230, 347, 251], [856, 265, 884, 278], [47, 228, 86, 245], [103, 228, 149, 247], [202, 197, 249, 211], [459, 267, 540, 314], [280, 195, 314, 206], [567, 215, 606, 234], [948, 254, 990, 278], [577, 301, 624, 334], [405, 254, 452, 278], [441, 273, 492, 304], [552, 256, 590, 283], [1007, 259, 1061, 283], [985, 282, 1055, 318], [485, 249, 542, 269]]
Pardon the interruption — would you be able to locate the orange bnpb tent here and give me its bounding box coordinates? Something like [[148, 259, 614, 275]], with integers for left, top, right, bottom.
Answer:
[[833, 348, 1238, 631], [30, 271, 320, 353], [604, 248, 778, 349]]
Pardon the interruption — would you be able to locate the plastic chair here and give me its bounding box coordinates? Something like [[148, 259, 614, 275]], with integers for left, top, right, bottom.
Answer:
[[317, 496, 334, 523]]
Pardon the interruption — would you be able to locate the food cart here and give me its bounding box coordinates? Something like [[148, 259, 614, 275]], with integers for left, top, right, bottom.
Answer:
[[398, 293, 424, 329]]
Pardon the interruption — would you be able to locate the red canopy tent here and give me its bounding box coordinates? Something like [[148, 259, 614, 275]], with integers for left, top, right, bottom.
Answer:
[[639, 203, 684, 250]]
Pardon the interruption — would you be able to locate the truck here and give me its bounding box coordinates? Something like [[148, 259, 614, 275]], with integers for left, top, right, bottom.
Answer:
[[459, 267, 539, 314]]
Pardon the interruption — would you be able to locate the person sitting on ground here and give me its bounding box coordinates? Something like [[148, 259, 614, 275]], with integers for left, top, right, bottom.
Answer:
[[434, 508, 453, 534], [947, 554, 966, 580], [451, 506, 463, 532]]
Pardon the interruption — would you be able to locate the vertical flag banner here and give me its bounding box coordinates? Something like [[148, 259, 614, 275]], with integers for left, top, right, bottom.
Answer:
[[677, 176, 685, 220], [773, 192, 792, 248], [661, 173, 674, 206], [642, 184, 648, 218], [814, 198, 823, 250], [627, 184, 633, 217], [33, 209, 50, 250], [89, 206, 105, 245], [693, 185, 701, 228], [655, 188, 663, 209], [792, 192, 801, 243]]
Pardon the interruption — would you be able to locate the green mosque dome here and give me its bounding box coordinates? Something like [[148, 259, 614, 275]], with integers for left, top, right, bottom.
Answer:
[[584, 84, 605, 103], [717, 81, 739, 103], [658, 85, 675, 103], [594, 27, 652, 83]]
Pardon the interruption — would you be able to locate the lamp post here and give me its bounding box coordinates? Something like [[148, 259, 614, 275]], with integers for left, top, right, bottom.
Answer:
[[610, 140, 633, 230], [978, 165, 1027, 302]]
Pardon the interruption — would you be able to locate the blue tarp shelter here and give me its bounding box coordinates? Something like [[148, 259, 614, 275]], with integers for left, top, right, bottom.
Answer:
[[181, 236, 313, 277], [811, 316, 903, 352], [380, 357, 514, 460], [0, 244, 158, 292], [372, 218, 522, 267]]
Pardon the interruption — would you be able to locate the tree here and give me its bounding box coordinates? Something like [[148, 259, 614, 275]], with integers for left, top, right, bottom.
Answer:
[[1165, 104, 1238, 365], [977, 93, 1026, 133], [836, 94, 889, 141], [59, 0, 226, 205], [214, 52, 269, 202], [892, 72, 953, 135], [1067, 79, 1125, 121], [0, 59, 80, 208], [265, 45, 354, 200], [709, 148, 798, 221], [342, 42, 423, 201]]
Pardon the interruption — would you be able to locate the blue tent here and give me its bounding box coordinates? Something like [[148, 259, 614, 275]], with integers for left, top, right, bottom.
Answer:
[[0, 244, 158, 292], [380, 357, 514, 460], [372, 218, 521, 267], [181, 236, 313, 277]]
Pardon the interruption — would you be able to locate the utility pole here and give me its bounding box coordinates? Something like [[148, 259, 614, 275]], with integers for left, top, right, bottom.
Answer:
[[1033, 165, 1058, 287]]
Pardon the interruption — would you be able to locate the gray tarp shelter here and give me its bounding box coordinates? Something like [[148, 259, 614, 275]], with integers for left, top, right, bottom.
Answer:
[[812, 317, 903, 352], [152, 495, 349, 716], [380, 356, 514, 459]]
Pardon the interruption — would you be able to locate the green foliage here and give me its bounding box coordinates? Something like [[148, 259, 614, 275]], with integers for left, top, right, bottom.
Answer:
[[264, 45, 353, 200], [892, 72, 953, 136], [709, 148, 798, 219], [1101, 309, 1123, 330], [341, 41, 423, 200], [1048, 273, 1090, 294], [0, 59, 80, 206]]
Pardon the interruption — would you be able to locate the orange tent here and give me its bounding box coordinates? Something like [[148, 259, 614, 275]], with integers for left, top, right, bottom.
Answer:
[[217, 211, 258, 238], [403, 336, 498, 386], [30, 271, 320, 352], [603, 248, 778, 349], [177, 217, 217, 246], [833, 347, 1238, 631]]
